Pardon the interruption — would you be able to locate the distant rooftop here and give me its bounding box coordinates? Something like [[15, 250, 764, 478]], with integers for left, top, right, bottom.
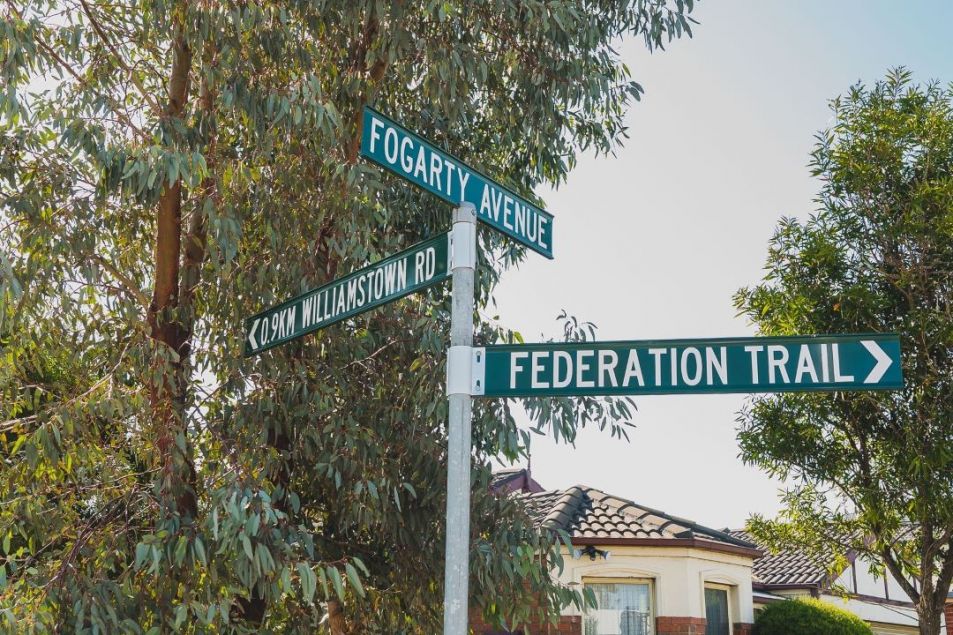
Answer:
[[489, 467, 544, 494], [729, 529, 830, 588]]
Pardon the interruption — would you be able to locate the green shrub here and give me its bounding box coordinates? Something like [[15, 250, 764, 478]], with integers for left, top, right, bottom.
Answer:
[[755, 598, 872, 635]]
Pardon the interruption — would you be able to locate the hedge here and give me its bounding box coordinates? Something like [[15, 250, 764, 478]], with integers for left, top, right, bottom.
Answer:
[[755, 598, 872, 635]]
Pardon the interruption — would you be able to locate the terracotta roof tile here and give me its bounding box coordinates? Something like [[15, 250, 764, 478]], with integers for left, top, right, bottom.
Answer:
[[729, 530, 828, 587], [517, 486, 757, 552]]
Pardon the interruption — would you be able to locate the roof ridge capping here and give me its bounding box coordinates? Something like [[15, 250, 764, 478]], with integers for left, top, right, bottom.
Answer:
[[539, 486, 589, 531]]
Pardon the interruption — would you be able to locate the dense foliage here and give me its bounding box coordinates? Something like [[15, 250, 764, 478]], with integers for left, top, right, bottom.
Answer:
[[0, 0, 695, 632], [755, 599, 872, 635], [736, 70, 953, 635]]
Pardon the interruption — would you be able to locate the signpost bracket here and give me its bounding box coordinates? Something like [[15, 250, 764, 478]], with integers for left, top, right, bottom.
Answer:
[[446, 345, 474, 396], [471, 347, 485, 396]]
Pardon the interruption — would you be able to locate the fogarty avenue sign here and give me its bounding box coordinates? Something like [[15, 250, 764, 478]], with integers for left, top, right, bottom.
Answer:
[[360, 107, 554, 259]]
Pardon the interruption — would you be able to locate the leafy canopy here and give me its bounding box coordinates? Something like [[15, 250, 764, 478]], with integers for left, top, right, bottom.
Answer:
[[1, 0, 694, 632], [736, 69, 953, 634]]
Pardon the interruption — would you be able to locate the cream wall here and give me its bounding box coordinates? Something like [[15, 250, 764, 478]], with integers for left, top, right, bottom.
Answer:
[[833, 555, 911, 603], [554, 545, 755, 624]]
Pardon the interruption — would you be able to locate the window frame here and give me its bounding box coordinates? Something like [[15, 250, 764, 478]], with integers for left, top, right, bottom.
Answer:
[[582, 576, 657, 635], [703, 582, 734, 635]]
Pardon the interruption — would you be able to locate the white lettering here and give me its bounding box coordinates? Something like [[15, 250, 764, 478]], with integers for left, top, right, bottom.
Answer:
[[510, 351, 528, 388], [745, 345, 763, 383], [576, 350, 595, 388], [832, 344, 854, 382], [369, 117, 384, 153], [415, 251, 425, 281], [553, 351, 572, 388], [598, 350, 619, 387], [681, 347, 703, 386], [347, 278, 358, 311], [648, 348, 666, 386], [456, 168, 470, 199], [767, 345, 790, 384], [706, 347, 728, 385], [622, 350, 644, 387], [384, 128, 398, 164], [538, 216, 550, 251], [503, 195, 514, 230], [479, 184, 492, 218], [429, 153, 443, 191], [302, 296, 314, 328], [794, 345, 819, 383], [413, 146, 428, 181], [397, 257, 408, 289], [399, 136, 414, 173], [531, 352, 549, 389]]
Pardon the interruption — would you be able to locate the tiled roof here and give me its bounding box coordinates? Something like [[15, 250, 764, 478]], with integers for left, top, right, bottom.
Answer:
[[490, 468, 525, 489], [518, 486, 759, 554], [729, 530, 829, 587]]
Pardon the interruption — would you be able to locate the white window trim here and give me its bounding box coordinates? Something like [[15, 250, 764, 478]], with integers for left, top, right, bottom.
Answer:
[[583, 577, 657, 635], [704, 582, 734, 635]]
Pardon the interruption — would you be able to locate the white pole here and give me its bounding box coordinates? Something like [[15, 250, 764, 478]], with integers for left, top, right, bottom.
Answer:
[[443, 202, 477, 635]]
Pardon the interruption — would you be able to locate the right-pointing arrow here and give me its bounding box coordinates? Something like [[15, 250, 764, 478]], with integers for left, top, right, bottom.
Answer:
[[247, 318, 260, 352], [862, 340, 892, 384]]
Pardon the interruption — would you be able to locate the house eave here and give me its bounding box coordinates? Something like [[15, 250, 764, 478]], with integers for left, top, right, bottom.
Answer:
[[570, 536, 763, 559]]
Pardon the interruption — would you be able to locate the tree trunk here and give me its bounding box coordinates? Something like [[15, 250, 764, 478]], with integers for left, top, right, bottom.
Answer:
[[916, 597, 942, 635], [148, 6, 196, 523], [327, 598, 348, 635]]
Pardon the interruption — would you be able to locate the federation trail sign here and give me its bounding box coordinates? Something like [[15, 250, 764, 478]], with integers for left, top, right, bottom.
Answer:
[[360, 107, 554, 259], [469, 334, 902, 397], [244, 233, 450, 356]]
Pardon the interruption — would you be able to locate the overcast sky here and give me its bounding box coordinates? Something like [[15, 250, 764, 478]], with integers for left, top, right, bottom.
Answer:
[[493, 0, 953, 529]]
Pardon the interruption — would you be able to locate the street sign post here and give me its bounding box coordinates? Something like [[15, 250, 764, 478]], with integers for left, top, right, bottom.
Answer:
[[443, 204, 477, 635], [360, 107, 554, 259], [468, 334, 902, 397], [244, 233, 450, 356]]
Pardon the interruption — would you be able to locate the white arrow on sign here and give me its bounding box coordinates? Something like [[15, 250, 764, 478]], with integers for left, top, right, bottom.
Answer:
[[862, 340, 893, 384], [247, 317, 260, 351]]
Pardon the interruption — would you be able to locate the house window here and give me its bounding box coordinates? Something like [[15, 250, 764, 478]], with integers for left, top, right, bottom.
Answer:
[[704, 584, 732, 635], [584, 578, 654, 635]]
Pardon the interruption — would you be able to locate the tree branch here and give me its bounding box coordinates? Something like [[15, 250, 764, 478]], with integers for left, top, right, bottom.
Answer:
[[77, 0, 164, 116]]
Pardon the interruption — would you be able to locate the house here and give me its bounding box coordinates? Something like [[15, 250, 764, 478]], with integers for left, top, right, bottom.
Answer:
[[731, 529, 925, 635], [479, 470, 947, 635], [476, 471, 761, 635]]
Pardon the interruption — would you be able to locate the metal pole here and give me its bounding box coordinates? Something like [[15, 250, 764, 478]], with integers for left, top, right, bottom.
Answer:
[[443, 202, 477, 635]]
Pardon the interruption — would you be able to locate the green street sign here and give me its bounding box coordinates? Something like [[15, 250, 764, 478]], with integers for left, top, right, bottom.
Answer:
[[471, 334, 902, 397], [245, 233, 450, 356], [360, 106, 554, 259]]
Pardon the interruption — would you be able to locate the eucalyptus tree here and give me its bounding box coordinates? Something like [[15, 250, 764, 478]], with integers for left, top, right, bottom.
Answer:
[[1, 1, 695, 632], [736, 70, 953, 635]]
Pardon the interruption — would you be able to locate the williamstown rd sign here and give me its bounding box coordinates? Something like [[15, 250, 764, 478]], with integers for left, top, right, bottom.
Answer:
[[471, 334, 902, 397], [245, 233, 450, 356], [360, 107, 554, 259]]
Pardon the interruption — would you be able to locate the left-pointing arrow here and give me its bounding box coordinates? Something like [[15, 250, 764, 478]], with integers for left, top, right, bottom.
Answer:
[[247, 318, 260, 351], [862, 340, 893, 384]]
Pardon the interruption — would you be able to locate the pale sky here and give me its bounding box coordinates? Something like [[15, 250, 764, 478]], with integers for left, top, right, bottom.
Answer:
[[493, 0, 953, 529]]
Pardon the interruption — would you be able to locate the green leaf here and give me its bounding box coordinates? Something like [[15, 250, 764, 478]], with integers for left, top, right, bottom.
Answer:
[[193, 536, 207, 566], [345, 562, 364, 598], [134, 543, 149, 570], [328, 566, 344, 601], [297, 562, 315, 603]]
